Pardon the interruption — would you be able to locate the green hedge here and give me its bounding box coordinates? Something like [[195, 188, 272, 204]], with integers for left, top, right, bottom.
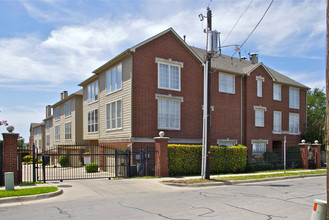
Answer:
[[85, 163, 99, 173], [168, 144, 247, 176]]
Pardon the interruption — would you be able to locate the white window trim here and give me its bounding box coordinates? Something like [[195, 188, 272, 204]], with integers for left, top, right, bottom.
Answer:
[[273, 83, 281, 101], [219, 72, 235, 94], [156, 58, 182, 92], [289, 113, 300, 135], [65, 122, 72, 140], [254, 106, 266, 127], [256, 76, 264, 97], [54, 125, 60, 141], [87, 109, 99, 133], [156, 95, 182, 130], [88, 81, 99, 104], [106, 63, 123, 95], [54, 106, 60, 121], [251, 139, 268, 155], [217, 139, 238, 147], [65, 101, 72, 118], [273, 111, 282, 134], [106, 99, 123, 131], [289, 87, 300, 109]]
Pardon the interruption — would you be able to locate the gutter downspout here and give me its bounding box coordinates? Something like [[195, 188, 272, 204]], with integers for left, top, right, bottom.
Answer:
[[240, 74, 245, 145]]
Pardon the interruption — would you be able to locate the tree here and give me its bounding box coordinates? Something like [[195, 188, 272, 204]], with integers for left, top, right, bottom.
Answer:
[[302, 88, 326, 150], [0, 109, 8, 126]]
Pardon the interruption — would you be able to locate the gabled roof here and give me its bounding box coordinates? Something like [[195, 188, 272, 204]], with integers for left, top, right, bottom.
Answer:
[[190, 46, 309, 89], [52, 89, 83, 108], [91, 28, 204, 75]]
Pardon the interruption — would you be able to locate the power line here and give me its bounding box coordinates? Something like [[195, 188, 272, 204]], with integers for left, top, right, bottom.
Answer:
[[223, 0, 254, 45], [232, 0, 275, 57]]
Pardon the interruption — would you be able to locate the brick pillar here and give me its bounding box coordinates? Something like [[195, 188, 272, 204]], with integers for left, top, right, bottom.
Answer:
[[2, 133, 21, 185], [298, 143, 309, 169], [312, 143, 322, 169], [154, 132, 169, 177]]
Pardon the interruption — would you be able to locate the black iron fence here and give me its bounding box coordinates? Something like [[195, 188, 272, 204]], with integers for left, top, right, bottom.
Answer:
[[19, 144, 156, 183]]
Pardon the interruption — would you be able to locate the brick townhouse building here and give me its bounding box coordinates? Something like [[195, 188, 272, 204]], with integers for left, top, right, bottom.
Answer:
[[77, 28, 308, 159]]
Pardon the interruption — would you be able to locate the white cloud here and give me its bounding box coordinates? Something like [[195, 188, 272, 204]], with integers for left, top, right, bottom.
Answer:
[[0, 0, 323, 91]]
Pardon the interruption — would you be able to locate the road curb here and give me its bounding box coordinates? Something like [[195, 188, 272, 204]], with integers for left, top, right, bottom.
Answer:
[[0, 188, 63, 204], [161, 173, 326, 187]]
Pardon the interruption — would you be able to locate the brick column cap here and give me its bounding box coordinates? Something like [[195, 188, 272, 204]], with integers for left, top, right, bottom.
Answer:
[[2, 133, 19, 136], [154, 137, 170, 140]]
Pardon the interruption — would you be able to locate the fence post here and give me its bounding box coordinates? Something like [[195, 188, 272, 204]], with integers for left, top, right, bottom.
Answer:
[[115, 150, 118, 177], [0, 141, 3, 186], [42, 154, 46, 183], [32, 143, 36, 183], [126, 149, 131, 178], [145, 146, 148, 176]]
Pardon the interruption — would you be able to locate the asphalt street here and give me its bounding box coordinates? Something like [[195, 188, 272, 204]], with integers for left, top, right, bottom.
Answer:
[[0, 176, 326, 220]]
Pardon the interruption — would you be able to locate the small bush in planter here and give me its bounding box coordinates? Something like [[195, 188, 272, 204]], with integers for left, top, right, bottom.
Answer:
[[59, 155, 69, 167], [85, 163, 99, 173], [23, 155, 33, 162]]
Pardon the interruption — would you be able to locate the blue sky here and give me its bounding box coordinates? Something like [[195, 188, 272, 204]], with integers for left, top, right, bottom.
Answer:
[[0, 0, 326, 142]]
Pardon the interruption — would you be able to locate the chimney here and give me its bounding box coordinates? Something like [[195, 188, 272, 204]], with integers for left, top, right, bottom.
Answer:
[[250, 53, 258, 64], [46, 105, 51, 118], [61, 91, 68, 100]]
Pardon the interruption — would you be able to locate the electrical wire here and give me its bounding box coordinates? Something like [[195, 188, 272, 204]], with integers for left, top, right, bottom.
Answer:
[[232, 0, 275, 57], [223, 0, 254, 45]]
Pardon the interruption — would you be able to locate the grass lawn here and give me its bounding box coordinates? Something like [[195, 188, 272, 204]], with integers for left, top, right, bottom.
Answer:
[[162, 170, 326, 184], [0, 187, 58, 198]]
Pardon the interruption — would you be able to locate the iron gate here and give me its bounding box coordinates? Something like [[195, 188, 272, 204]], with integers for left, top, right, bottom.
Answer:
[[20, 144, 155, 183]]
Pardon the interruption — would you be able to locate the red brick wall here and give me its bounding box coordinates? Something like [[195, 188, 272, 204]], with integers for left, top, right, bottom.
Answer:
[[2, 133, 21, 185], [132, 32, 203, 140], [243, 65, 306, 156]]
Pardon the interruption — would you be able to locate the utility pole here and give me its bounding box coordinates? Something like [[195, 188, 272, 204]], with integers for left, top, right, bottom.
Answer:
[[201, 7, 216, 180], [326, 0, 329, 220]]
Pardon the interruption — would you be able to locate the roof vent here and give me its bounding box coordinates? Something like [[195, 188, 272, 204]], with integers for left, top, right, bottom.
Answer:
[[249, 53, 258, 64], [240, 56, 247, 61]]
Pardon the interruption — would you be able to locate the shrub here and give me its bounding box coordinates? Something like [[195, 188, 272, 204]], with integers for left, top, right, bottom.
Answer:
[[168, 144, 247, 176], [23, 155, 33, 162], [85, 163, 99, 173], [59, 155, 68, 167], [263, 151, 279, 164]]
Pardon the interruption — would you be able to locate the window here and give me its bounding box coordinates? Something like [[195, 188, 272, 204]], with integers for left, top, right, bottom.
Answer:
[[88, 109, 98, 133], [273, 111, 282, 133], [65, 122, 71, 140], [273, 84, 281, 101], [219, 73, 235, 94], [38, 140, 42, 152], [88, 81, 99, 103], [54, 107, 60, 121], [254, 106, 266, 127], [106, 100, 122, 130], [106, 64, 122, 93], [158, 62, 180, 91], [65, 101, 72, 117], [158, 98, 181, 130], [256, 76, 264, 97], [55, 125, 60, 141], [33, 128, 37, 136], [46, 135, 50, 146], [289, 87, 299, 109], [46, 121, 51, 131], [217, 139, 237, 147], [252, 140, 268, 155], [289, 113, 299, 134]]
